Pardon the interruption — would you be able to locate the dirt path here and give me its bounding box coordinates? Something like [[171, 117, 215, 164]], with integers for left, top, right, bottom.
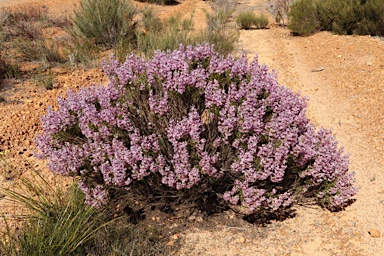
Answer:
[[1, 0, 384, 255], [178, 0, 384, 255]]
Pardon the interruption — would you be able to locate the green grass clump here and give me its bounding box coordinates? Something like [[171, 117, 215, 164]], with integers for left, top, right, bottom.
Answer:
[[0, 158, 173, 256], [202, 0, 238, 56], [68, 0, 138, 65], [70, 0, 138, 48], [136, 10, 195, 57], [0, 162, 106, 255], [253, 14, 269, 29], [236, 11, 257, 30]]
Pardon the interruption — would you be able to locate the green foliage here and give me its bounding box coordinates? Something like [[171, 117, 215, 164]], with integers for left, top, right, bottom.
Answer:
[[39, 69, 56, 90], [13, 39, 64, 63], [288, 0, 319, 36], [202, 0, 238, 56], [70, 0, 138, 48], [235, 11, 269, 30], [315, 0, 361, 35], [236, 11, 257, 30], [253, 14, 269, 29], [136, 2, 239, 58], [0, 164, 107, 256], [0, 60, 21, 79], [0, 158, 174, 256], [205, 0, 235, 32], [142, 7, 163, 33], [66, 37, 100, 67], [313, 0, 384, 36], [196, 29, 238, 56], [351, 0, 384, 36], [136, 12, 196, 57]]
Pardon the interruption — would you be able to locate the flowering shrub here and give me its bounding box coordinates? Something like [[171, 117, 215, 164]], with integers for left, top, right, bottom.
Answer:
[[35, 44, 357, 213]]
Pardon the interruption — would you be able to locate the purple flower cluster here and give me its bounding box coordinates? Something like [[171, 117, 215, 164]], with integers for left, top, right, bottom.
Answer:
[[35, 44, 357, 212]]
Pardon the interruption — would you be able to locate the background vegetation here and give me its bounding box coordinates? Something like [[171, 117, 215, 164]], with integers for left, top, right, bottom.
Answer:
[[236, 11, 269, 30], [288, 0, 384, 36]]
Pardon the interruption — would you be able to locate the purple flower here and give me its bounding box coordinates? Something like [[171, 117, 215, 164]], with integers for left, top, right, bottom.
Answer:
[[35, 44, 357, 212]]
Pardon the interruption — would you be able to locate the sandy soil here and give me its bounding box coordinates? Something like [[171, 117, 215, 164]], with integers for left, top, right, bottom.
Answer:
[[1, 0, 384, 255]]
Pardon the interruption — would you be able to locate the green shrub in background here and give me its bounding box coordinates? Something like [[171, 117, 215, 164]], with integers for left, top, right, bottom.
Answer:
[[142, 7, 163, 33], [136, 11, 195, 57], [202, 0, 238, 56], [70, 0, 138, 48], [289, 0, 384, 36], [236, 11, 257, 30], [253, 14, 269, 29], [353, 0, 384, 36], [288, 0, 319, 36], [236, 11, 269, 30], [316, 0, 384, 36], [315, 0, 361, 35]]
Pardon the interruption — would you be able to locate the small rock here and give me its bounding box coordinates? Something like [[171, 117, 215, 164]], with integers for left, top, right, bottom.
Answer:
[[166, 240, 175, 246], [171, 234, 179, 240], [238, 237, 246, 243], [195, 216, 203, 222], [368, 229, 380, 238]]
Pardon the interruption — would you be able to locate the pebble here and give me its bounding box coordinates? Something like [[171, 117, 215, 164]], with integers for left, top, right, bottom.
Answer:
[[166, 240, 175, 246], [368, 229, 380, 238], [238, 236, 246, 243]]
